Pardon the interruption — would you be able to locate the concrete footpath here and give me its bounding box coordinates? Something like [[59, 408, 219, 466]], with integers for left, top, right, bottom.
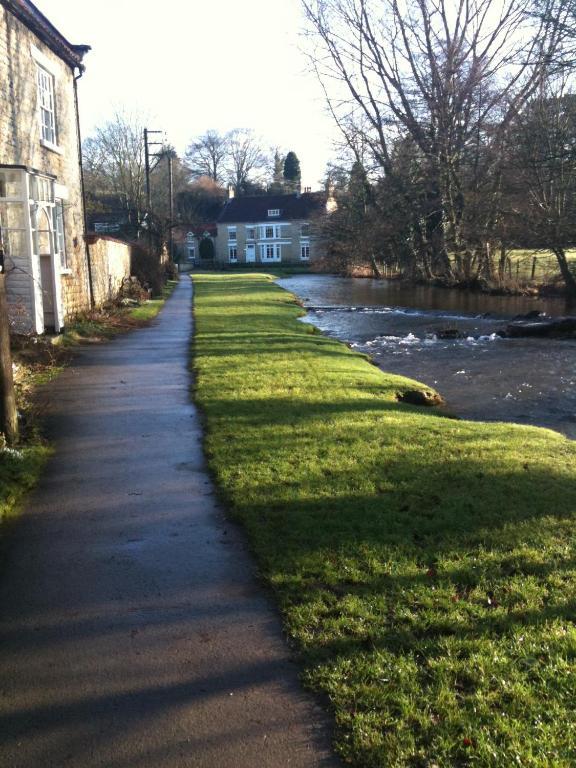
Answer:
[[0, 278, 338, 767]]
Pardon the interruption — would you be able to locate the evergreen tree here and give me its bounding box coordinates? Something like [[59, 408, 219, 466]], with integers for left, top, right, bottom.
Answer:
[[283, 151, 301, 193], [199, 237, 215, 261]]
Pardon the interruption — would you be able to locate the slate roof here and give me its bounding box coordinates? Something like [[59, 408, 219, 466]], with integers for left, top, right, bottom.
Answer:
[[217, 193, 325, 224], [2, 0, 90, 69]]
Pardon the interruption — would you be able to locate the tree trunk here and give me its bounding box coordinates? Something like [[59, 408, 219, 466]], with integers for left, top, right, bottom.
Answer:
[[0, 273, 18, 446], [370, 254, 383, 279], [498, 244, 508, 282], [552, 247, 576, 298]]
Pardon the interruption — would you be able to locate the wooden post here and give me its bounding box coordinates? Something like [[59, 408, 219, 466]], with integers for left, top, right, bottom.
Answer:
[[0, 271, 18, 445], [531, 257, 537, 281]]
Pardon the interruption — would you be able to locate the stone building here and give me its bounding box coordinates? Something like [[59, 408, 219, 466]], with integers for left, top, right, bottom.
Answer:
[[0, 0, 91, 332], [172, 223, 217, 271], [215, 192, 330, 267]]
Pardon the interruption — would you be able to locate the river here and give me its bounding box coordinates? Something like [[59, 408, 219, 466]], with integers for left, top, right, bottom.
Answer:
[[277, 274, 576, 439]]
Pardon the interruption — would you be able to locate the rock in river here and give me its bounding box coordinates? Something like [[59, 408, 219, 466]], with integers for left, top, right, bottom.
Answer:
[[397, 389, 445, 407], [504, 317, 576, 338]]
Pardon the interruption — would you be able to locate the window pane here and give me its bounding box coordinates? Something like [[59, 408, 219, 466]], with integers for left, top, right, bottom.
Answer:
[[37, 66, 56, 144], [0, 201, 25, 229], [0, 171, 23, 199], [54, 201, 67, 268], [3, 229, 27, 259]]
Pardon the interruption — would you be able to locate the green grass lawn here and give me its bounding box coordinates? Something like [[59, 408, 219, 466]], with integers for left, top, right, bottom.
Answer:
[[128, 279, 179, 321], [192, 273, 576, 768], [0, 443, 50, 536]]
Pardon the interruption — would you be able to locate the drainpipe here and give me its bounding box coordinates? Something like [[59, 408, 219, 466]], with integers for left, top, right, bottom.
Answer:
[[74, 67, 95, 308]]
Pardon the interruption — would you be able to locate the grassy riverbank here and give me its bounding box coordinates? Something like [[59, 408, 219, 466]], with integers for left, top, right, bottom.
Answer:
[[192, 273, 576, 768]]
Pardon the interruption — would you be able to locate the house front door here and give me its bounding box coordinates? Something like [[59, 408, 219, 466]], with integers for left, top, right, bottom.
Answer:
[[40, 254, 55, 329], [246, 243, 256, 263], [37, 208, 57, 331]]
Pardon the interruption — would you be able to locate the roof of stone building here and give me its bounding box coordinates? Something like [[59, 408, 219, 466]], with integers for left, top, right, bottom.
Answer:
[[217, 193, 325, 224], [2, 0, 90, 69]]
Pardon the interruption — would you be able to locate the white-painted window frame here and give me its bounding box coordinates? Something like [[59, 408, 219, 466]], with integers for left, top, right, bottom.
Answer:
[[53, 199, 67, 269], [31, 45, 62, 154], [260, 225, 280, 239], [228, 245, 238, 263], [260, 243, 282, 262], [37, 65, 57, 146]]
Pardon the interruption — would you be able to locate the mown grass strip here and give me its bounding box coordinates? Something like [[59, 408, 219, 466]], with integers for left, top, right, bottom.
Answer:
[[192, 273, 576, 768]]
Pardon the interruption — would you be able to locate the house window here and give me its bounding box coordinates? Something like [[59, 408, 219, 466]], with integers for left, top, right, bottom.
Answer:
[[229, 246, 238, 263], [267, 209, 280, 217], [30, 174, 54, 203], [0, 170, 27, 268], [37, 66, 57, 145], [186, 231, 194, 243], [246, 227, 255, 240], [265, 226, 274, 239], [187, 245, 195, 262], [53, 200, 67, 269], [260, 243, 281, 262], [300, 243, 310, 260], [301, 224, 310, 237], [228, 227, 237, 242]]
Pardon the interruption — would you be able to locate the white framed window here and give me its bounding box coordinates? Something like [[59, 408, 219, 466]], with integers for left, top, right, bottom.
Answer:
[[260, 243, 281, 262], [265, 226, 274, 238], [267, 209, 280, 217], [228, 246, 238, 263], [246, 227, 255, 240], [228, 227, 237, 242], [187, 245, 195, 261], [186, 231, 194, 243], [30, 174, 54, 203], [53, 200, 67, 269], [300, 243, 310, 260], [36, 66, 57, 146], [0, 170, 27, 270]]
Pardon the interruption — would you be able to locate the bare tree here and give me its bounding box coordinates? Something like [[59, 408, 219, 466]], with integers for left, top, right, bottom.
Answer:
[[176, 176, 226, 224], [149, 147, 189, 222], [506, 80, 576, 297], [184, 130, 229, 184], [225, 129, 269, 195], [303, 0, 572, 280], [82, 110, 147, 218]]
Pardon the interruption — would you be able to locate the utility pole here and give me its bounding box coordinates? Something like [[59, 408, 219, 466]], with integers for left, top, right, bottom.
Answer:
[[143, 128, 164, 213], [0, 239, 18, 445], [168, 152, 174, 262], [144, 127, 150, 211]]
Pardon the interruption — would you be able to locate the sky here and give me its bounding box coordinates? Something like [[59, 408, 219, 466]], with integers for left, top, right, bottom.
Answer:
[[33, 0, 339, 189]]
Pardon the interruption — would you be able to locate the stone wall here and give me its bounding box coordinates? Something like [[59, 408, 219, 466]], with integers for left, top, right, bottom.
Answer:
[[86, 235, 131, 308]]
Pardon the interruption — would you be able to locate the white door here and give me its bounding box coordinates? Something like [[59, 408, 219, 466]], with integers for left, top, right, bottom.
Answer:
[[246, 243, 256, 263]]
